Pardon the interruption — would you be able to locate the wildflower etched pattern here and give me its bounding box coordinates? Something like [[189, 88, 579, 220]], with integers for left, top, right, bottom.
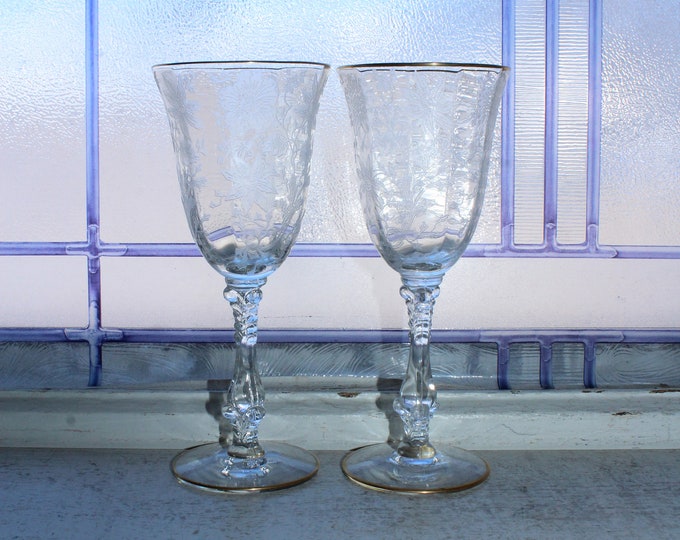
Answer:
[[154, 63, 326, 280], [339, 64, 508, 492], [340, 65, 506, 277]]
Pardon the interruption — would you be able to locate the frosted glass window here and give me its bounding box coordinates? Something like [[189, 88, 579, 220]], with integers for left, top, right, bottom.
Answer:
[[0, 0, 86, 241], [1, 0, 680, 390], [97, 0, 502, 244], [599, 0, 680, 246], [556, 0, 589, 245]]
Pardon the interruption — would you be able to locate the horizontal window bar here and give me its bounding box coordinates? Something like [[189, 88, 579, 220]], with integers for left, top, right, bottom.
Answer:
[[2, 241, 680, 259], [3, 327, 680, 344]]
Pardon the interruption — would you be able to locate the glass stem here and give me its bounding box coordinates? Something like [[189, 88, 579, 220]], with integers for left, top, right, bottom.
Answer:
[[394, 277, 442, 460], [222, 279, 267, 463]]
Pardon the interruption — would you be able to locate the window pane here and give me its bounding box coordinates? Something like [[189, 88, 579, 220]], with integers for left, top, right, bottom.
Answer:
[[596, 344, 680, 388], [508, 343, 540, 389], [0, 257, 88, 327], [552, 342, 585, 388], [600, 0, 680, 245], [0, 1, 86, 241], [513, 0, 546, 244], [101, 256, 680, 330]]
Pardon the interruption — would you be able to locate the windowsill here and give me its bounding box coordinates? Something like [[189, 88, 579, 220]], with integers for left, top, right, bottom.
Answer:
[[2, 387, 679, 537]]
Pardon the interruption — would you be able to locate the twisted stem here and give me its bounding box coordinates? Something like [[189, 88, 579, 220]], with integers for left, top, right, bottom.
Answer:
[[393, 277, 441, 461], [221, 278, 269, 476]]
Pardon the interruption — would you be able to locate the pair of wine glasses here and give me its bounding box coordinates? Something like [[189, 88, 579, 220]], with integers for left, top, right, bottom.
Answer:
[[153, 60, 508, 494]]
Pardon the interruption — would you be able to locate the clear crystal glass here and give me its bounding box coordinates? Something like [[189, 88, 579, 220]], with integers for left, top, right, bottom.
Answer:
[[154, 61, 329, 492], [338, 63, 508, 493]]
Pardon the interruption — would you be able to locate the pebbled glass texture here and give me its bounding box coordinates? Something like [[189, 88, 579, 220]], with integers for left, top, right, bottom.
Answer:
[[339, 65, 508, 277], [98, 0, 502, 244], [153, 62, 329, 280], [0, 0, 86, 241], [599, 0, 680, 246]]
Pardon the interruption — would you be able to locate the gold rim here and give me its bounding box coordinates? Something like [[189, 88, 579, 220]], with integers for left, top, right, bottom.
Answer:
[[337, 61, 509, 72], [171, 442, 320, 493], [153, 60, 330, 70], [340, 444, 490, 494]]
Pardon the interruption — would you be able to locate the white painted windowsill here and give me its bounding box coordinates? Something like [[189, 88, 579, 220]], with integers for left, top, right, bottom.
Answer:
[[1, 387, 678, 450], [2, 388, 679, 539]]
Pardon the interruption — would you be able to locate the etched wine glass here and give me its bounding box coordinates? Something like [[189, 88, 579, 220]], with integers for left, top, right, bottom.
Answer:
[[154, 61, 329, 492], [338, 63, 508, 493]]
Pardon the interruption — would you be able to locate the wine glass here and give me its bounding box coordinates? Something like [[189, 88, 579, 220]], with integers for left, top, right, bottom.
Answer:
[[338, 63, 508, 493], [154, 61, 329, 492]]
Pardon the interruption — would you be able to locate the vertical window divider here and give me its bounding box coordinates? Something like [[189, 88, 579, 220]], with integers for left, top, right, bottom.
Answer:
[[63, 0, 114, 386], [501, 0, 517, 252], [85, 0, 103, 386], [544, 0, 559, 251], [586, 0, 604, 253]]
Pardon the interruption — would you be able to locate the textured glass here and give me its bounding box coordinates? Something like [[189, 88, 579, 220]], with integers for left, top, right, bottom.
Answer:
[[98, 0, 502, 244], [0, 257, 88, 328], [153, 62, 328, 279], [507, 343, 541, 389], [513, 0, 547, 245], [102, 343, 234, 387], [0, 342, 89, 390], [101, 257, 227, 329], [5, 341, 680, 390], [596, 344, 680, 389], [552, 342, 586, 388], [100, 342, 498, 389], [556, 0, 588, 245], [0, 0, 86, 241], [4, 0, 680, 397], [600, 0, 680, 245], [102, 256, 680, 331], [339, 65, 508, 277], [101, 256, 407, 330]]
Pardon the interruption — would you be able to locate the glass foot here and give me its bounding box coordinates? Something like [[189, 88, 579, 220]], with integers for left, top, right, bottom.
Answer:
[[171, 442, 319, 493], [341, 443, 489, 493]]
